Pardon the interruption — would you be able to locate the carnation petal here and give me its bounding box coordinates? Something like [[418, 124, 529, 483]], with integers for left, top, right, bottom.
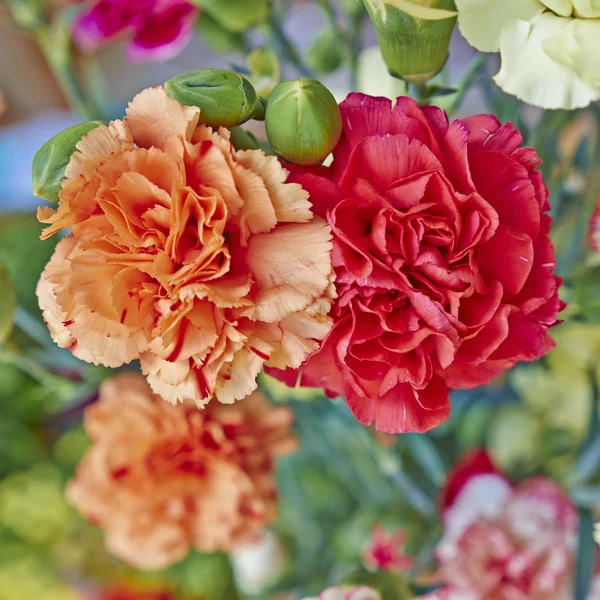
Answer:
[[126, 86, 200, 154], [478, 225, 534, 298], [65, 121, 132, 184], [455, 0, 544, 53], [236, 151, 313, 223], [494, 13, 600, 110], [339, 134, 442, 196], [244, 220, 333, 323]]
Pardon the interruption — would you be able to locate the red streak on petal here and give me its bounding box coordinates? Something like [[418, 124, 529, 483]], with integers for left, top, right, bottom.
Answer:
[[112, 467, 130, 480], [120, 309, 127, 324], [62, 319, 75, 326], [199, 140, 213, 157], [250, 346, 269, 360], [166, 319, 188, 362], [194, 366, 210, 399], [170, 299, 182, 311]]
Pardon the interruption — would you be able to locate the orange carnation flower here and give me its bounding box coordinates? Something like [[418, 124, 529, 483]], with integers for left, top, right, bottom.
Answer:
[[67, 373, 298, 570], [36, 86, 335, 407]]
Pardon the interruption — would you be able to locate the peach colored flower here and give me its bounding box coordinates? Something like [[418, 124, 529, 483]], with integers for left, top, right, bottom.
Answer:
[[67, 373, 298, 570], [37, 86, 335, 408]]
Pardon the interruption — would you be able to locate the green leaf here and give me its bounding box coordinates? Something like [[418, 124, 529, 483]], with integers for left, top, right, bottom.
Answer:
[[574, 507, 595, 600], [169, 551, 240, 600], [32, 121, 104, 203], [404, 434, 446, 486], [574, 266, 600, 324], [0, 214, 58, 319], [342, 568, 414, 599], [0, 262, 15, 345]]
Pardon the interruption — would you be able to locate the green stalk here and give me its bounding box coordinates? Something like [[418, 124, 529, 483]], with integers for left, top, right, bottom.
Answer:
[[35, 27, 98, 120], [268, 3, 314, 77], [317, 0, 365, 90]]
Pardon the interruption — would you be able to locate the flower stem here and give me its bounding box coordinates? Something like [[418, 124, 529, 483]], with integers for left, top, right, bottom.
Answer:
[[317, 0, 364, 90], [35, 26, 99, 120], [268, 3, 314, 78]]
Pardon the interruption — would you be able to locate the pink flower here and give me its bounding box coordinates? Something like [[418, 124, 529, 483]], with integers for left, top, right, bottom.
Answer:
[[363, 525, 415, 572], [273, 93, 562, 434], [589, 192, 600, 253], [73, 0, 199, 62], [431, 450, 585, 600], [303, 587, 380, 600]]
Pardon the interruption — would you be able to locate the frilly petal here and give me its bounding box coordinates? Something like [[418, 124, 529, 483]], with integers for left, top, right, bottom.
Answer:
[[456, 0, 544, 52], [125, 86, 200, 156], [494, 13, 600, 110]]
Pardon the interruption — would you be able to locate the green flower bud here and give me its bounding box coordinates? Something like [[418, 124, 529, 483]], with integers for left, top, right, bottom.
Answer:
[[364, 0, 457, 84], [195, 13, 247, 53], [308, 29, 347, 75], [340, 0, 367, 17], [5, 0, 45, 31], [165, 68, 263, 129], [189, 0, 267, 32], [32, 121, 104, 203], [265, 78, 342, 166], [247, 47, 281, 97]]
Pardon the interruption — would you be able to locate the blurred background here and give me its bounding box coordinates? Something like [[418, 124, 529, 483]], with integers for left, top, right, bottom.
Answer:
[[3, 2, 600, 599]]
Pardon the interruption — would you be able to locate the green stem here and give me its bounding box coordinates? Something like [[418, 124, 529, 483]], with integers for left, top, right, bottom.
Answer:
[[410, 81, 429, 105], [35, 27, 98, 120], [317, 0, 364, 90], [0, 351, 62, 386], [268, 4, 314, 78], [574, 507, 595, 600], [349, 14, 364, 91]]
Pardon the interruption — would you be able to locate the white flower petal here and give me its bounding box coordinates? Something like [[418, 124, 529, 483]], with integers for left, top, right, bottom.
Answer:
[[456, 0, 544, 52], [494, 13, 600, 109]]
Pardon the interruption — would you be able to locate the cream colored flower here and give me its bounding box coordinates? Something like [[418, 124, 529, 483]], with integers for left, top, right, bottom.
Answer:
[[456, 0, 600, 109], [36, 86, 335, 408]]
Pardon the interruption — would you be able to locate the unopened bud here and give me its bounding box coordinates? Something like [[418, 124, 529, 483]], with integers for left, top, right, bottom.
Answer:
[[364, 0, 457, 84], [165, 68, 262, 128], [191, 0, 268, 33], [265, 78, 342, 165]]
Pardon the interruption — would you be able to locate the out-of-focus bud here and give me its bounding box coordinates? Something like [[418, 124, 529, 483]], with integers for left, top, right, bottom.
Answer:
[[363, 0, 457, 84], [265, 78, 342, 165], [32, 121, 104, 203], [165, 68, 263, 128], [195, 13, 247, 53], [308, 29, 347, 75], [189, 0, 268, 32], [340, 0, 367, 17], [247, 47, 281, 97], [4, 0, 45, 31]]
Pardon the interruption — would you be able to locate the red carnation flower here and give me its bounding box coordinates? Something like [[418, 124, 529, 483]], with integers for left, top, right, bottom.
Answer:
[[274, 93, 562, 434]]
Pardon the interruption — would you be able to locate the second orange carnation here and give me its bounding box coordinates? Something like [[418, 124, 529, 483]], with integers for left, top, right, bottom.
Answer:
[[67, 373, 298, 569]]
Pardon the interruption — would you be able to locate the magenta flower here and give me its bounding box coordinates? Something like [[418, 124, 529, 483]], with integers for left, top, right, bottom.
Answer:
[[73, 0, 199, 62]]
